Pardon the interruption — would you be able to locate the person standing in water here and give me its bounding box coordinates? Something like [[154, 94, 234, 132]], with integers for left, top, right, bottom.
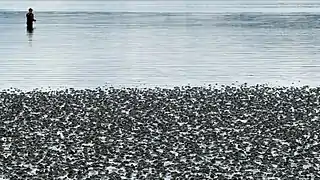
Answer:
[[26, 8, 36, 31]]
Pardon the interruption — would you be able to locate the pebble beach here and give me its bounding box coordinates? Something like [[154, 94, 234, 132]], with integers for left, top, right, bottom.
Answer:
[[1, 85, 320, 179], [2, 0, 320, 179]]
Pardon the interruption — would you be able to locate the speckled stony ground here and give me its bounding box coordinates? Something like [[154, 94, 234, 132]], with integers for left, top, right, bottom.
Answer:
[[0, 85, 320, 179]]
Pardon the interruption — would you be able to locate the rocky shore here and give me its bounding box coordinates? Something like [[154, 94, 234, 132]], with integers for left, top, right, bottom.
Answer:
[[0, 85, 320, 179]]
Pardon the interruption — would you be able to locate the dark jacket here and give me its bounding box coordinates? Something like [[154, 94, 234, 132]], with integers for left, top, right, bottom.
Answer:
[[26, 12, 36, 26]]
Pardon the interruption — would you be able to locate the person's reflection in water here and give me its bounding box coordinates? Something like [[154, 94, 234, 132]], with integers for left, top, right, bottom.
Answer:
[[27, 28, 34, 47]]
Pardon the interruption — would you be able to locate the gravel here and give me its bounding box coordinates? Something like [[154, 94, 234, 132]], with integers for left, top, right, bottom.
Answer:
[[0, 85, 320, 179]]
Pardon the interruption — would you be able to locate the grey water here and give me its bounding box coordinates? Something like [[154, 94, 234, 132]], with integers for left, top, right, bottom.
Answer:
[[1, 0, 320, 90]]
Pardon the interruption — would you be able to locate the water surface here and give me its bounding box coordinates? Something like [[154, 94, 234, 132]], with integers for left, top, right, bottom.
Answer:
[[1, 1, 320, 90]]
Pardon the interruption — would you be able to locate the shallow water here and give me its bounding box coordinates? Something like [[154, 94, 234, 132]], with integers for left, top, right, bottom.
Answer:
[[1, 1, 320, 90]]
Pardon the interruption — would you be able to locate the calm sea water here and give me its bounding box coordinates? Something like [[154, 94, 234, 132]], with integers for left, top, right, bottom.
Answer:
[[1, 1, 320, 90]]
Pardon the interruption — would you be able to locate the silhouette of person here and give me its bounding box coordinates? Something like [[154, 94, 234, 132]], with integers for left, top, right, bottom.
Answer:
[[26, 8, 36, 32]]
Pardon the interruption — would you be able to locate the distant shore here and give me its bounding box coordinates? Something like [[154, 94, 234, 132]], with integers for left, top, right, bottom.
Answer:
[[0, 85, 319, 179]]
